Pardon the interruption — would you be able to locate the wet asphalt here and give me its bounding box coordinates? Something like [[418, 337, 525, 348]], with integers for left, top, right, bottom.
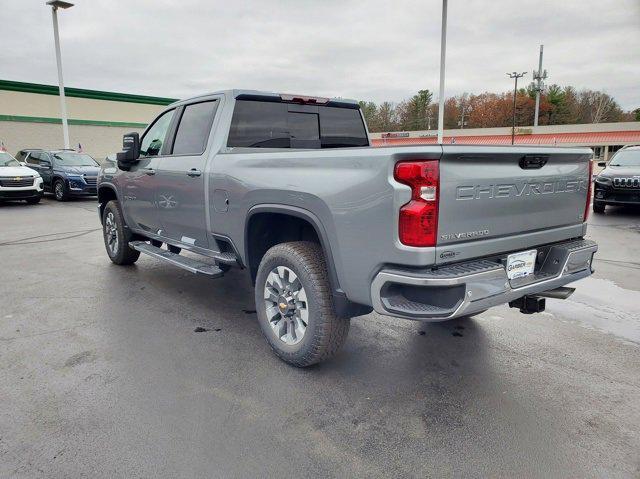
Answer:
[[0, 196, 639, 478]]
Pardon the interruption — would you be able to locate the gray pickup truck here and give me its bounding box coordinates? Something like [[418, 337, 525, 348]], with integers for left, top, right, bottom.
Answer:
[[98, 90, 598, 367]]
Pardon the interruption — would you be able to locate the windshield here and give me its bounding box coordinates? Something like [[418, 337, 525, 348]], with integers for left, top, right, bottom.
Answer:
[[610, 149, 640, 167], [0, 152, 20, 167], [52, 152, 99, 166]]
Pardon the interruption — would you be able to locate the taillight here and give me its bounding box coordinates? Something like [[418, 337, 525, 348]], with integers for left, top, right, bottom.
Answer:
[[583, 159, 593, 222], [394, 160, 439, 247]]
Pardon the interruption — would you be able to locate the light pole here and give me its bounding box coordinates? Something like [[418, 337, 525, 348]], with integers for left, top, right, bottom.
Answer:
[[47, 0, 74, 150], [437, 0, 447, 144], [532, 45, 548, 127], [507, 71, 527, 145]]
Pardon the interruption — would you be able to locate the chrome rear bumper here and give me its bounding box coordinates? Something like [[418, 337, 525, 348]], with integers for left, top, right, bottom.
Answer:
[[371, 239, 598, 321]]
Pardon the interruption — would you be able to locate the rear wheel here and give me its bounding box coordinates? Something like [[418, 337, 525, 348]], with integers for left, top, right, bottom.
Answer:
[[54, 179, 68, 201], [255, 241, 350, 367], [102, 200, 140, 265], [593, 201, 605, 214]]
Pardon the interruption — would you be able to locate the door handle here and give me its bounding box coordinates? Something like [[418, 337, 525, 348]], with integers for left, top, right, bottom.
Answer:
[[143, 168, 156, 175], [187, 168, 202, 177]]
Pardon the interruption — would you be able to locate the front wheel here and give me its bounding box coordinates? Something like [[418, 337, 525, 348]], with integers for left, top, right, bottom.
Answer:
[[54, 179, 68, 201], [26, 195, 41, 204], [593, 201, 605, 214], [255, 241, 350, 367], [102, 200, 140, 265]]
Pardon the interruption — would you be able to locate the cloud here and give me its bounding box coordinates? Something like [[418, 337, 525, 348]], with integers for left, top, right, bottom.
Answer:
[[1, 0, 639, 109]]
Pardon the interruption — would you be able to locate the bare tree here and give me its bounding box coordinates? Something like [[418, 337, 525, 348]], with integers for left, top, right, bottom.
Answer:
[[578, 90, 622, 123]]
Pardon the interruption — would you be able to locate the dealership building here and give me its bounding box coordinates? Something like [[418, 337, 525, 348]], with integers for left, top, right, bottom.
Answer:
[[1, 79, 639, 162], [0, 79, 175, 160], [370, 122, 640, 161]]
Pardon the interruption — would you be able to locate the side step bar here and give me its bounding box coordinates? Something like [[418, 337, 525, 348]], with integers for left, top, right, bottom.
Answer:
[[129, 241, 224, 278]]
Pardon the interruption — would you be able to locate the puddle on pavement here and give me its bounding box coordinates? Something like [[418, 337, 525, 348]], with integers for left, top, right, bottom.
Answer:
[[194, 327, 221, 333], [544, 277, 640, 344]]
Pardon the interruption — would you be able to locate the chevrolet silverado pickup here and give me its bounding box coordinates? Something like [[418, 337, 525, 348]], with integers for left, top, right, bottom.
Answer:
[[97, 90, 598, 367]]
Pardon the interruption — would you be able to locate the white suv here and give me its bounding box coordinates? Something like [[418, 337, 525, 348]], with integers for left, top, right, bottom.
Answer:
[[0, 151, 44, 204]]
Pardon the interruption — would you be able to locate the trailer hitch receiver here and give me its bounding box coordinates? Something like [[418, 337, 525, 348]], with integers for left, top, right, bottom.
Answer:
[[509, 295, 546, 314]]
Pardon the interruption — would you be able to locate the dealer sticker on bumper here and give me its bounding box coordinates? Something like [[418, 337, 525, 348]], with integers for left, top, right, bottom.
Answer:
[[506, 249, 537, 280]]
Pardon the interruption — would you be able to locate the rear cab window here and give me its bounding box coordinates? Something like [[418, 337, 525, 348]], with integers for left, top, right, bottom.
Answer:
[[227, 98, 368, 149]]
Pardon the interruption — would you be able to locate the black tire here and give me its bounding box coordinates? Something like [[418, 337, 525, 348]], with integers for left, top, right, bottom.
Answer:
[[150, 239, 162, 247], [53, 179, 68, 201], [255, 241, 350, 367], [102, 200, 140, 265], [217, 262, 232, 273], [168, 244, 181, 254], [26, 195, 41, 204], [593, 201, 605, 214]]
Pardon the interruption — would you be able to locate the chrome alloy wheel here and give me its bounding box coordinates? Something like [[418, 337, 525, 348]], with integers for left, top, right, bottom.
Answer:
[[264, 266, 309, 345], [104, 211, 119, 256]]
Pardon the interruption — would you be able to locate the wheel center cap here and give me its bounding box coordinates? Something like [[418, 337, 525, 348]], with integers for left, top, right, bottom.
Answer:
[[277, 295, 295, 315]]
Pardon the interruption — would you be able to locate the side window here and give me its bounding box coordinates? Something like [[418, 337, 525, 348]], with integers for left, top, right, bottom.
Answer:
[[26, 152, 41, 165], [172, 101, 218, 155], [40, 153, 52, 166], [140, 109, 175, 157]]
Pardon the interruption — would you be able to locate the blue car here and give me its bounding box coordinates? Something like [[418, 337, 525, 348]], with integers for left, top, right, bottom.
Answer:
[[16, 149, 100, 201]]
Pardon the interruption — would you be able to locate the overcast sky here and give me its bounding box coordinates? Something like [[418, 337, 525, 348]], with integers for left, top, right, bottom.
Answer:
[[1, 0, 639, 109]]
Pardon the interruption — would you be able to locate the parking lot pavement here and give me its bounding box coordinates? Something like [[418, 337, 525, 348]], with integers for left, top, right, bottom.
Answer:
[[1, 197, 639, 478]]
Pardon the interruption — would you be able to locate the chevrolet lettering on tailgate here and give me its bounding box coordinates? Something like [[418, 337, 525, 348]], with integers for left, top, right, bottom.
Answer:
[[456, 177, 588, 201]]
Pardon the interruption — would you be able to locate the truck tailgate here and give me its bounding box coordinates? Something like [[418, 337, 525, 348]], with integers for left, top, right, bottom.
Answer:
[[437, 146, 592, 262]]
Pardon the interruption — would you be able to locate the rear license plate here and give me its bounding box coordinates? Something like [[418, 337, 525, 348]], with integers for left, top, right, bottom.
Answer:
[[506, 249, 537, 280]]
